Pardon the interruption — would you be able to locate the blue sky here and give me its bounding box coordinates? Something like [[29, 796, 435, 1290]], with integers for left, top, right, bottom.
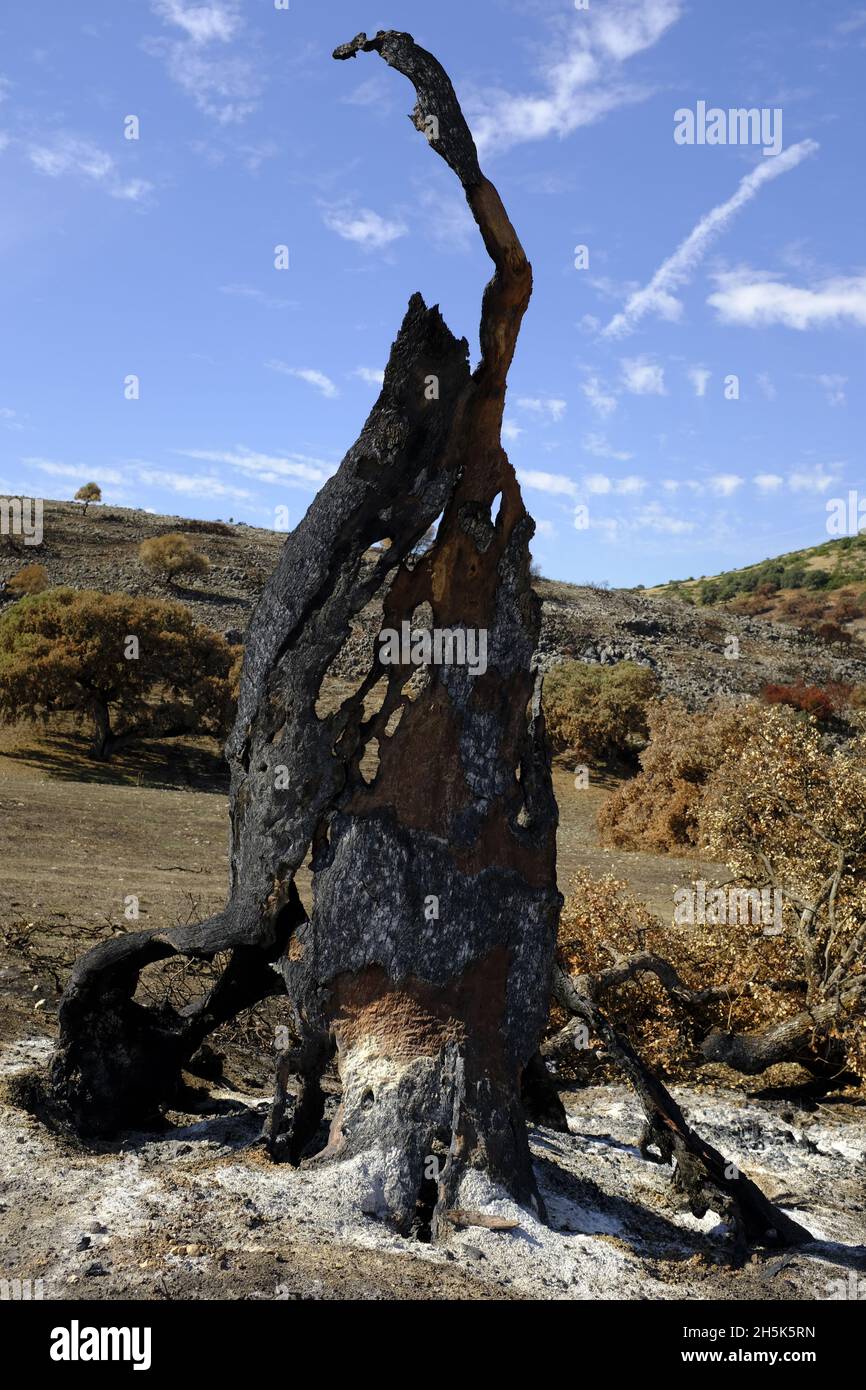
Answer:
[[1, 0, 864, 587]]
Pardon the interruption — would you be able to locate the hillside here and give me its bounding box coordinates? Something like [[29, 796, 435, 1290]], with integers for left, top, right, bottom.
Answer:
[[3, 500, 865, 707], [648, 531, 866, 621]]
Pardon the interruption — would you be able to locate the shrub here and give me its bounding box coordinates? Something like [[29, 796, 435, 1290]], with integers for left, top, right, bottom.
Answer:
[[549, 869, 798, 1080], [139, 533, 210, 584], [557, 709, 866, 1085], [761, 680, 840, 722], [702, 708, 866, 1081], [0, 588, 234, 758], [74, 482, 102, 514], [6, 563, 48, 597], [542, 660, 658, 765], [804, 569, 831, 590], [597, 698, 754, 853]]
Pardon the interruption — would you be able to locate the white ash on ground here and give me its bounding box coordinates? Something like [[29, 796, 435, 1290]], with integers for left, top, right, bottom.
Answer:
[[1, 1037, 863, 1301]]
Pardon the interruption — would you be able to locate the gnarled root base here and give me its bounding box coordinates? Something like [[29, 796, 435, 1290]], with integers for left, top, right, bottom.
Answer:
[[46, 897, 299, 1137]]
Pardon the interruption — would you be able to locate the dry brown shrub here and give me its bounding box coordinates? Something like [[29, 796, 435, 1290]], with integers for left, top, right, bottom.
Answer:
[[597, 698, 752, 853], [550, 868, 806, 1082], [6, 562, 48, 596], [139, 533, 210, 583]]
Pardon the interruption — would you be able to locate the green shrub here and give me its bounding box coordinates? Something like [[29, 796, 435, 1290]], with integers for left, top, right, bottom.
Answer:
[[542, 660, 658, 765]]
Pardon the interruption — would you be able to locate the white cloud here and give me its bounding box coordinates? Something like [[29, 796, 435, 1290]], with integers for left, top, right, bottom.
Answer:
[[502, 419, 523, 443], [353, 367, 385, 387], [617, 474, 647, 494], [517, 396, 567, 423], [27, 133, 154, 202], [603, 139, 819, 336], [816, 373, 847, 406], [636, 501, 695, 534], [342, 74, 391, 109], [621, 356, 665, 395], [688, 366, 711, 397], [149, 1, 261, 124], [754, 473, 784, 493], [707, 269, 866, 330], [265, 362, 339, 399], [582, 432, 633, 461], [583, 471, 646, 495], [535, 519, 556, 538], [709, 473, 744, 497], [585, 473, 612, 495], [177, 446, 334, 488], [136, 465, 251, 500], [219, 283, 295, 309], [24, 458, 124, 485], [152, 1, 241, 44], [517, 469, 578, 498], [469, 0, 683, 158], [322, 205, 407, 252], [581, 375, 618, 416], [0, 407, 22, 431], [757, 372, 777, 400], [788, 467, 839, 493]]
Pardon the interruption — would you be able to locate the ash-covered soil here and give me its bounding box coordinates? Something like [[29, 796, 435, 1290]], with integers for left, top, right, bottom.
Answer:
[[1, 1037, 863, 1302]]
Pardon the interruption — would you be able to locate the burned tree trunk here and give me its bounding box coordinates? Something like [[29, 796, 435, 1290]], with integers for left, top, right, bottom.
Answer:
[[45, 29, 806, 1250], [48, 30, 560, 1228]]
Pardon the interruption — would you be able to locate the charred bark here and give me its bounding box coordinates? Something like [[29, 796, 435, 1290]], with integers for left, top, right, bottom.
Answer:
[[48, 30, 560, 1230]]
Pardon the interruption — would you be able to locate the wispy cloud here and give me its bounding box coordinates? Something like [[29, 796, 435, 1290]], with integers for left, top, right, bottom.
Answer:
[[754, 473, 784, 493], [621, 356, 665, 395], [148, 0, 262, 124], [24, 458, 124, 484], [219, 283, 296, 309], [582, 432, 634, 461], [27, 134, 153, 202], [176, 446, 334, 488], [709, 473, 744, 497], [603, 139, 819, 336], [353, 367, 385, 387], [707, 269, 866, 329], [585, 472, 646, 494], [469, 0, 683, 157], [517, 396, 567, 423], [322, 204, 407, 252], [815, 373, 847, 406], [136, 465, 251, 499], [265, 362, 339, 399], [757, 372, 777, 400], [788, 467, 840, 493], [517, 469, 578, 498], [581, 375, 618, 417]]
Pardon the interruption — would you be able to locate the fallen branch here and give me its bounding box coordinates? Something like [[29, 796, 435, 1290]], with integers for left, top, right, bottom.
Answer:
[[552, 965, 813, 1252]]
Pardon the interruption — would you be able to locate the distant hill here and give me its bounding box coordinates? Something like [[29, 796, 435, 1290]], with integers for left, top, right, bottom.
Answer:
[[3, 500, 866, 709], [648, 532, 866, 608]]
